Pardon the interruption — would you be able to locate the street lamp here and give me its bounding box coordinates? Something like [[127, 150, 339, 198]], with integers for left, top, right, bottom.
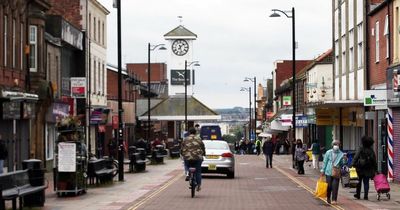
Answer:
[[116, 0, 124, 181], [241, 87, 252, 142], [184, 60, 200, 131], [244, 77, 256, 141], [147, 43, 166, 142], [270, 7, 296, 144]]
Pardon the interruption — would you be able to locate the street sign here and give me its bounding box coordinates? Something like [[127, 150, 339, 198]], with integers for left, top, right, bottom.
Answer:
[[70, 77, 86, 98], [283, 96, 291, 106], [364, 90, 387, 106]]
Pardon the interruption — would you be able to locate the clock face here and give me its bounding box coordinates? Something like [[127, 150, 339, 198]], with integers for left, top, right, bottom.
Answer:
[[172, 39, 189, 56]]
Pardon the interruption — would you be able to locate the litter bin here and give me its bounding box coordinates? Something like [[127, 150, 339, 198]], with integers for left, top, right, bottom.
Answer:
[[22, 159, 45, 207]]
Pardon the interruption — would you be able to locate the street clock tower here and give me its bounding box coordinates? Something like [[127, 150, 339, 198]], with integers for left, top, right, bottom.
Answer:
[[164, 25, 197, 96]]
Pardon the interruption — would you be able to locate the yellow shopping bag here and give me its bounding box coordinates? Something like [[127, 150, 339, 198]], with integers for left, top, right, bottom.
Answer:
[[349, 167, 358, 179], [315, 177, 328, 198]]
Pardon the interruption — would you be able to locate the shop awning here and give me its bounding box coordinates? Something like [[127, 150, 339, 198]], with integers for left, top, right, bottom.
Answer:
[[1, 90, 38, 102], [138, 95, 221, 121]]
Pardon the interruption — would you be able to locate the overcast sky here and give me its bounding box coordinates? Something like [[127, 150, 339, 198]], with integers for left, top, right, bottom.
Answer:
[[98, 0, 332, 109]]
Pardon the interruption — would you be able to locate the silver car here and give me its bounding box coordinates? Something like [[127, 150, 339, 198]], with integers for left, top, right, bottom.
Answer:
[[201, 140, 235, 178]]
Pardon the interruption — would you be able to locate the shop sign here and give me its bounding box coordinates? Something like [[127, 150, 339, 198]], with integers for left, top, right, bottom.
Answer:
[[280, 114, 292, 127], [364, 90, 387, 106], [296, 115, 308, 128], [171, 70, 190, 85], [3, 102, 21, 119], [70, 77, 86, 98], [90, 108, 110, 125], [283, 96, 291, 106], [61, 77, 70, 96]]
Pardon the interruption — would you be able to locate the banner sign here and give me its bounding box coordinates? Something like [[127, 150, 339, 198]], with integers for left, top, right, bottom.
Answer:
[[70, 77, 86, 98], [58, 142, 76, 172]]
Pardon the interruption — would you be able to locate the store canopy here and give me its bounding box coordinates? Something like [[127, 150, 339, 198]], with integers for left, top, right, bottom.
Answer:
[[270, 119, 291, 131], [258, 133, 272, 138], [138, 95, 221, 121]]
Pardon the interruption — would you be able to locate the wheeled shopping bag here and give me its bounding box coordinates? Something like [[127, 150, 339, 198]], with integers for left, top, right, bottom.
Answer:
[[373, 174, 390, 200]]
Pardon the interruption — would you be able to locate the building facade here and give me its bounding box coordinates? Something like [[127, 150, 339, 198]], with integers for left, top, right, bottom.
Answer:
[[332, 0, 366, 150]]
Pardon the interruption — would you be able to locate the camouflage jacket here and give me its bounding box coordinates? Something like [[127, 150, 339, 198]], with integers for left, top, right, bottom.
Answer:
[[181, 134, 205, 160]]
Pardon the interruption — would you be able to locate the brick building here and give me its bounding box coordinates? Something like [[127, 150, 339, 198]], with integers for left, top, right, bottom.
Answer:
[[0, 0, 50, 171]]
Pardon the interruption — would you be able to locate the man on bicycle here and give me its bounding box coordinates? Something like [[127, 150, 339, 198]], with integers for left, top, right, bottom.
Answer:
[[181, 127, 206, 191]]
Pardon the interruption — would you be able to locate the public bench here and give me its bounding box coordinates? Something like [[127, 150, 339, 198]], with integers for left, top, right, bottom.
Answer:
[[151, 145, 168, 164], [169, 143, 181, 158], [87, 158, 117, 185], [127, 147, 147, 173], [0, 170, 47, 210]]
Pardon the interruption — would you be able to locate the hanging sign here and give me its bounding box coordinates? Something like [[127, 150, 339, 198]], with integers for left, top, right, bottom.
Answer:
[[283, 96, 292, 106], [70, 77, 86, 98]]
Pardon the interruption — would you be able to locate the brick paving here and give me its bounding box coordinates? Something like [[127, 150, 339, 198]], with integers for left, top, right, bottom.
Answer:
[[131, 155, 333, 210], [272, 154, 400, 210], [6, 154, 398, 210]]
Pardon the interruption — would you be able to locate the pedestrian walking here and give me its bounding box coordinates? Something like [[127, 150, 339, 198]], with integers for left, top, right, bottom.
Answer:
[[351, 136, 377, 200], [295, 139, 308, 174], [0, 135, 7, 174], [262, 137, 274, 168], [309, 140, 321, 169], [320, 140, 346, 205], [255, 138, 262, 156]]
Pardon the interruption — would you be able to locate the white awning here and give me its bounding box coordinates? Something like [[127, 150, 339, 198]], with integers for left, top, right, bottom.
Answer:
[[270, 119, 290, 131], [258, 133, 272, 138]]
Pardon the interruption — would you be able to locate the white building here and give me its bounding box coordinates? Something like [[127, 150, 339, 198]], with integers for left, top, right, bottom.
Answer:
[[332, 0, 365, 149]]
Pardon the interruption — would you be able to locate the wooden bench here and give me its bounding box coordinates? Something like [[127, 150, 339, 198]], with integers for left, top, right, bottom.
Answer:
[[0, 170, 47, 210], [87, 159, 117, 185]]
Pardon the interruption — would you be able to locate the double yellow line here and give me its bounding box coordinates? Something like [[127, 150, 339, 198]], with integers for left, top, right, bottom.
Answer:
[[128, 173, 183, 210], [275, 166, 345, 210]]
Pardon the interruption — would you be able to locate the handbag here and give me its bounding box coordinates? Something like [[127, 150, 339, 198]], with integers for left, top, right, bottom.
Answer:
[[331, 153, 341, 178], [315, 177, 328, 198]]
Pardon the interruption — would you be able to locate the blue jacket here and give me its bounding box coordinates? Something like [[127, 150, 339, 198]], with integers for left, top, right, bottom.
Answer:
[[320, 149, 345, 176]]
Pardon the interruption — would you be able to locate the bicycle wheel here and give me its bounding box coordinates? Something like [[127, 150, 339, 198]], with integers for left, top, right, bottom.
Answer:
[[112, 159, 119, 177], [190, 177, 196, 198]]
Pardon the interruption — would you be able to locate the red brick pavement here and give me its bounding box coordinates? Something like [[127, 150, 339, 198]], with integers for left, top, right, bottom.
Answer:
[[128, 155, 334, 210]]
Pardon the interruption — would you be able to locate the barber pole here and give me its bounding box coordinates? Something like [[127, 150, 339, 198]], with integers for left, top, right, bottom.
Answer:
[[387, 108, 394, 181], [394, 69, 399, 92]]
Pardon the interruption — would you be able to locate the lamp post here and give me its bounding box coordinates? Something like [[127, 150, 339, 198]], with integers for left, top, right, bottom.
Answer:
[[270, 7, 296, 143], [116, 0, 124, 181], [184, 60, 200, 131], [147, 43, 166, 142], [241, 87, 252, 141], [244, 77, 256, 141]]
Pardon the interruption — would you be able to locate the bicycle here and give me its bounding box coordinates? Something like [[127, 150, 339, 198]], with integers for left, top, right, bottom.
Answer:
[[188, 167, 197, 198]]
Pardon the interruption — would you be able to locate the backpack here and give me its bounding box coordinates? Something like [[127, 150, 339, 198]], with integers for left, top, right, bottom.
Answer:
[[357, 149, 372, 168]]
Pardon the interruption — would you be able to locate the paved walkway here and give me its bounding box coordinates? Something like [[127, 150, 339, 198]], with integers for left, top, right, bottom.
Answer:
[[271, 154, 400, 210], [39, 158, 184, 210], [4, 155, 399, 210]]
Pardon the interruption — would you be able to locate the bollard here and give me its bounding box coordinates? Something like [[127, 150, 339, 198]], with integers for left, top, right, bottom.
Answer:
[[0, 184, 5, 210]]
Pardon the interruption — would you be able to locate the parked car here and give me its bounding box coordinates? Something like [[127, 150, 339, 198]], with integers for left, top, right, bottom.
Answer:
[[201, 140, 235, 178]]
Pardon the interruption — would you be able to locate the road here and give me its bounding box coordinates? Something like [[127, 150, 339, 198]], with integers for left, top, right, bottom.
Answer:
[[128, 155, 335, 210]]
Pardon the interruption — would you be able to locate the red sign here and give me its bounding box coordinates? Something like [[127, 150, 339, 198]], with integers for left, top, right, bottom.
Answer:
[[72, 87, 85, 95], [112, 116, 119, 129]]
